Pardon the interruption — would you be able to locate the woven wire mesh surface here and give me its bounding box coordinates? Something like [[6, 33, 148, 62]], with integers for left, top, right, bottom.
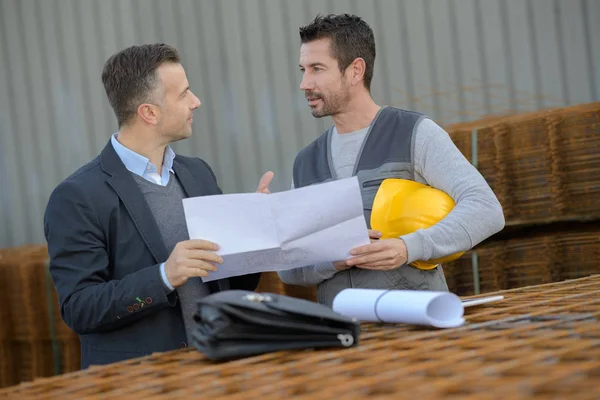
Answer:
[[444, 227, 600, 296], [1, 275, 599, 400], [0, 246, 80, 387], [446, 102, 600, 226]]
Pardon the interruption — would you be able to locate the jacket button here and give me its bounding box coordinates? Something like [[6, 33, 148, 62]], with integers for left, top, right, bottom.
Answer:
[[181, 342, 187, 348]]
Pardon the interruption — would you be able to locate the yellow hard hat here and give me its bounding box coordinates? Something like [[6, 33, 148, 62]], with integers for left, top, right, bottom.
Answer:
[[370, 178, 465, 270]]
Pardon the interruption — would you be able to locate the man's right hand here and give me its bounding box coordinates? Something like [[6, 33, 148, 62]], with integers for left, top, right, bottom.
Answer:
[[164, 239, 223, 288], [333, 229, 382, 271]]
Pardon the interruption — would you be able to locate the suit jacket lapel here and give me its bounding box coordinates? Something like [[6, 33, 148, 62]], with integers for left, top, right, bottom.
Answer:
[[100, 142, 230, 290], [172, 157, 231, 292], [172, 158, 206, 198], [100, 141, 170, 264]]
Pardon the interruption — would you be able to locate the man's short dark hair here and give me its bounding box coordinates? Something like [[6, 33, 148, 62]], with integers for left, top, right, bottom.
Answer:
[[300, 14, 376, 91], [101, 43, 180, 127]]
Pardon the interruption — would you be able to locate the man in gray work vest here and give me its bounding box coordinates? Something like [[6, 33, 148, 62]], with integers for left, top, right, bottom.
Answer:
[[278, 14, 505, 307]]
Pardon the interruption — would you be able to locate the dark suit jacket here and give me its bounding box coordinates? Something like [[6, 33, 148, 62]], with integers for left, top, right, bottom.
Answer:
[[44, 141, 260, 368]]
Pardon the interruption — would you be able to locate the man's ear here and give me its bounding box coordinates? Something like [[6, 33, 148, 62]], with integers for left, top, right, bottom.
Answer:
[[137, 103, 159, 125], [349, 57, 366, 87]]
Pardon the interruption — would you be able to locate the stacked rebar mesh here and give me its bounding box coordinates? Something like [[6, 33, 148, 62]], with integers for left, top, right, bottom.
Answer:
[[0, 246, 80, 388], [443, 102, 600, 295], [0, 275, 598, 399]]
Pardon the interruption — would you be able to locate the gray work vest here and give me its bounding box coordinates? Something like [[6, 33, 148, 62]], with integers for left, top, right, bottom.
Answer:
[[293, 106, 448, 307]]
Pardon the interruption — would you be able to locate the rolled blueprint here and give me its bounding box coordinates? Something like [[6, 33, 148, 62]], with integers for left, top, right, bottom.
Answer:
[[332, 288, 465, 328]]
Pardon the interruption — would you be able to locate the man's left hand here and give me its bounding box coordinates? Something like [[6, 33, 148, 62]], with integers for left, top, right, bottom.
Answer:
[[345, 238, 408, 270], [256, 171, 274, 194]]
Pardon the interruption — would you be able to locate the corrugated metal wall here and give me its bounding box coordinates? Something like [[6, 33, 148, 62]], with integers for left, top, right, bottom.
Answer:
[[1, 0, 599, 247]]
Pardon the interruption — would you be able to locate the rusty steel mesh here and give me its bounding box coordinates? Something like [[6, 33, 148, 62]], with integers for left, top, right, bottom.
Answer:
[[1, 275, 598, 399]]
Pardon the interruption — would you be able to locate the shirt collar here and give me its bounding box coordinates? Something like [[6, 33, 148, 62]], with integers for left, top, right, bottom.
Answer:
[[110, 132, 175, 177], [162, 146, 176, 174]]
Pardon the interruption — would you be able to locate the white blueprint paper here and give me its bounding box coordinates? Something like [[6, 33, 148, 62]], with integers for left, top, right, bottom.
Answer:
[[182, 177, 370, 282], [332, 289, 465, 328]]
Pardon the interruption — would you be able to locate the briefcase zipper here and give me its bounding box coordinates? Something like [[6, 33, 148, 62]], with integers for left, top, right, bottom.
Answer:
[[243, 293, 273, 302], [337, 334, 354, 347]]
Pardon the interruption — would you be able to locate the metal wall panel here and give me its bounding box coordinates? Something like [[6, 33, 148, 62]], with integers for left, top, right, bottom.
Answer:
[[0, 0, 598, 247]]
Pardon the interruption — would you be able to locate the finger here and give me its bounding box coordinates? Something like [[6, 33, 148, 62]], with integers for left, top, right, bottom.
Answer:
[[186, 267, 210, 278], [333, 260, 351, 271], [350, 241, 386, 256], [257, 171, 274, 192], [356, 263, 396, 270], [187, 250, 223, 264], [368, 229, 382, 239], [184, 239, 220, 251], [346, 251, 394, 267], [186, 260, 219, 272]]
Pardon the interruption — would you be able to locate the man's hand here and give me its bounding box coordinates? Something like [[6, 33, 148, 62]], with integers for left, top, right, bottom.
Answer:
[[256, 171, 274, 194], [333, 260, 351, 271], [345, 238, 408, 270], [164, 239, 223, 288], [368, 229, 382, 241], [334, 230, 383, 271]]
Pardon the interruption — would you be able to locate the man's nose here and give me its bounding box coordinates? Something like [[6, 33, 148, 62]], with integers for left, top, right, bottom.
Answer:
[[190, 92, 201, 109], [299, 74, 313, 91]]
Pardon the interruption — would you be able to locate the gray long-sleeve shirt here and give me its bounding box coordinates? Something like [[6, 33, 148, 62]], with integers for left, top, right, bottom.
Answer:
[[277, 117, 505, 286]]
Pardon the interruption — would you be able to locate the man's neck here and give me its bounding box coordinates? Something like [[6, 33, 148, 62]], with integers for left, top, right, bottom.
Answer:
[[331, 95, 381, 134], [116, 127, 167, 174]]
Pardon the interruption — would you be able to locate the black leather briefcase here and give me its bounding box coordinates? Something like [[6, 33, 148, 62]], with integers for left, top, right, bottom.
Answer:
[[191, 290, 360, 360]]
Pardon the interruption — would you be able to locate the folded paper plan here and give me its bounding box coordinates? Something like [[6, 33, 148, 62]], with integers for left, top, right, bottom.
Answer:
[[182, 177, 371, 282]]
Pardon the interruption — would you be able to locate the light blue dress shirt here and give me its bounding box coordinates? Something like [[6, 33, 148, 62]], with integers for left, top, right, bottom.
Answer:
[[110, 133, 176, 292]]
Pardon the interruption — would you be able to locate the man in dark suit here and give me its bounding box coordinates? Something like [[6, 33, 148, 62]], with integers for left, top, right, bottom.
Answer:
[[44, 43, 273, 368]]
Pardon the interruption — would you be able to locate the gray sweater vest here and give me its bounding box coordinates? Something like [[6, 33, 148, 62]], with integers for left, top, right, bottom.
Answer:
[[132, 173, 211, 341], [292, 106, 448, 306], [293, 106, 420, 226]]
